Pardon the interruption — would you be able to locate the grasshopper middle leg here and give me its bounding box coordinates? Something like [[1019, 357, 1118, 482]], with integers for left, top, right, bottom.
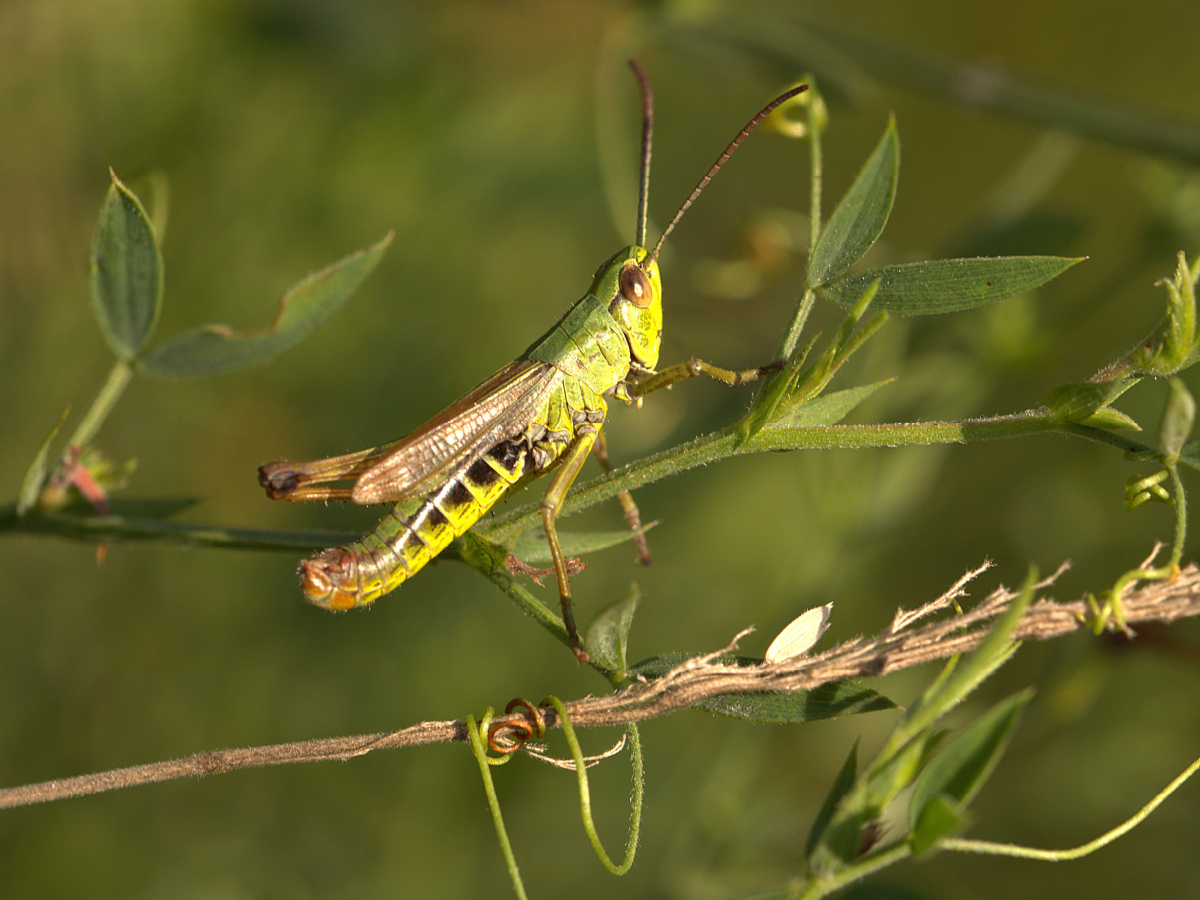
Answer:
[[592, 428, 653, 567]]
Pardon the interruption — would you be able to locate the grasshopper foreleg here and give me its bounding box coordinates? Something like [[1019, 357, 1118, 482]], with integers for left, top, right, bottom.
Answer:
[[630, 358, 783, 398]]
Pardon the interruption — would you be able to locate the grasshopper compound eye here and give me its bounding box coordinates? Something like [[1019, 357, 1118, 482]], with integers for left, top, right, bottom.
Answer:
[[619, 261, 654, 308]]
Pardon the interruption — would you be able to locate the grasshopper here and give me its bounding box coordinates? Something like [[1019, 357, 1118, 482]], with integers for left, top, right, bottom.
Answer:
[[259, 63, 806, 661]]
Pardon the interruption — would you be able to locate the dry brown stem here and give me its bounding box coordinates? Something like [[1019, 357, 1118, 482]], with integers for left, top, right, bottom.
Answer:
[[5, 560, 1200, 810]]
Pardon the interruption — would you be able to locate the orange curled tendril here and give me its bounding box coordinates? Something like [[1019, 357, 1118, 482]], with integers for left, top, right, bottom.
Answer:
[[487, 698, 547, 754]]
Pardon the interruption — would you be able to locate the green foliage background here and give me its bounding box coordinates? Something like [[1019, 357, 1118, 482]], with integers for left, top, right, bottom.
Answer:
[[4, 1, 1200, 897]]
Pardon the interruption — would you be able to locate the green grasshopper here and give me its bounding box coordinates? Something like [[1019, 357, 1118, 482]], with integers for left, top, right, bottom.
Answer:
[[259, 63, 806, 661]]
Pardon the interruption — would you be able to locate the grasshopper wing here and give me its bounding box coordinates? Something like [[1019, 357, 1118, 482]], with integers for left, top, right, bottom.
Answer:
[[350, 358, 563, 504]]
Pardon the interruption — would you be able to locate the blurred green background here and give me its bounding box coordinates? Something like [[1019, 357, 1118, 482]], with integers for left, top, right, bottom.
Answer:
[[5, 1, 1200, 897]]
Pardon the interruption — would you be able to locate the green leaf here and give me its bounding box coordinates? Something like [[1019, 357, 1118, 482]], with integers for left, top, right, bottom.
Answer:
[[764, 379, 894, 429], [452, 529, 511, 575], [737, 334, 818, 443], [810, 730, 945, 875], [90, 170, 163, 359], [805, 741, 858, 858], [910, 794, 967, 857], [584, 587, 640, 673], [821, 256, 1081, 316], [1180, 339, 1200, 371], [1081, 407, 1141, 431], [908, 689, 1031, 833], [138, 232, 393, 378], [508, 523, 656, 565], [1159, 377, 1195, 458], [628, 655, 896, 723], [1179, 436, 1200, 471], [697, 681, 895, 723], [808, 117, 899, 288], [865, 730, 945, 814], [1046, 381, 1108, 424], [16, 408, 70, 515]]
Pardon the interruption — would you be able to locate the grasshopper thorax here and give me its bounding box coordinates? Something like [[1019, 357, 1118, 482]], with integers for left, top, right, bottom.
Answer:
[[589, 245, 662, 371]]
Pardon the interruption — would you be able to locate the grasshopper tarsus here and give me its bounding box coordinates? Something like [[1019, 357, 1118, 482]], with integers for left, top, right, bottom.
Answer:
[[504, 553, 585, 586]]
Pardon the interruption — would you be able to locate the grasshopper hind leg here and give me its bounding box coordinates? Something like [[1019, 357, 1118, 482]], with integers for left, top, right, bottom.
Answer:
[[539, 423, 603, 663]]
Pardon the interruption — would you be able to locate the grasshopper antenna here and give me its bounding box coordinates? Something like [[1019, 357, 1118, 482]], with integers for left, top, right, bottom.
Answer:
[[644, 82, 809, 268], [628, 59, 654, 250]]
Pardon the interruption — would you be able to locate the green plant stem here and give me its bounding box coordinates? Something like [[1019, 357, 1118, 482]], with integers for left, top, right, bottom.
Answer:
[[790, 842, 911, 900], [940, 752, 1200, 861], [486, 409, 1151, 539], [0, 505, 352, 551], [808, 90, 823, 265], [1, 409, 1157, 569], [547, 697, 642, 876], [1169, 463, 1188, 567], [777, 87, 823, 363], [62, 359, 133, 456], [482, 568, 575, 655], [465, 714, 529, 900]]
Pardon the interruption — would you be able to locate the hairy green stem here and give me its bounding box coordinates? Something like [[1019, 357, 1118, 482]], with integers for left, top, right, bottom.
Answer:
[[2, 408, 1158, 566], [941, 752, 1200, 861], [63, 359, 133, 456], [1170, 463, 1188, 567], [777, 86, 824, 363], [466, 714, 529, 900], [548, 697, 642, 876], [487, 408, 1152, 539]]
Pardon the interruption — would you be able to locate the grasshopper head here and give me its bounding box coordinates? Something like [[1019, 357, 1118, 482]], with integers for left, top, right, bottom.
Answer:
[[593, 245, 662, 371]]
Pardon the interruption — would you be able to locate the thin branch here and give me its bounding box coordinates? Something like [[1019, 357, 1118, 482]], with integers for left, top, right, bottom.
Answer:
[[5, 561, 1200, 810]]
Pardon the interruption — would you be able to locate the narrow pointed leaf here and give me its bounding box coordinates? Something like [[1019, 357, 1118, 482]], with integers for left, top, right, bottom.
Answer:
[[1082, 407, 1141, 431], [764, 379, 894, 430], [805, 741, 858, 858], [822, 256, 1081, 315], [865, 729, 945, 813], [584, 587, 640, 673], [138, 232, 393, 378], [90, 171, 163, 359], [1179, 437, 1200, 471], [908, 689, 1031, 832], [1159, 377, 1195, 458], [910, 794, 967, 857], [629, 654, 895, 723], [17, 408, 70, 515], [508, 523, 656, 565], [808, 117, 899, 287], [695, 680, 894, 723]]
